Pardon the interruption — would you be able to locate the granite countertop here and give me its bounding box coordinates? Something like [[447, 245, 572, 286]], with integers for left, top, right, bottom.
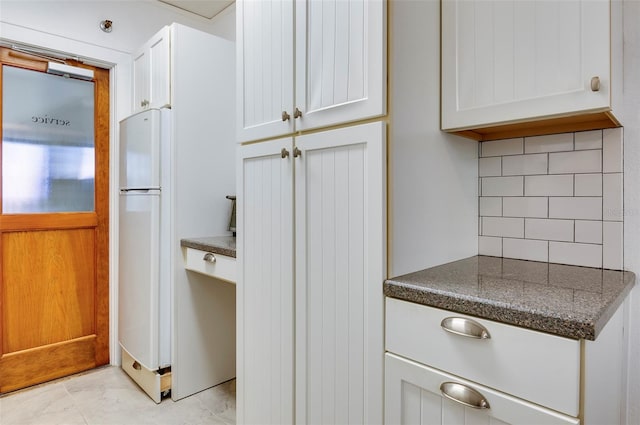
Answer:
[[180, 236, 236, 258], [384, 255, 635, 341]]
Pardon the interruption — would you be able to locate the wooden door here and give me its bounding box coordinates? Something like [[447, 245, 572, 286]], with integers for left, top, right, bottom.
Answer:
[[236, 0, 295, 143], [294, 0, 386, 132], [441, 0, 611, 131], [385, 353, 580, 425], [294, 122, 386, 424], [0, 47, 110, 393], [236, 138, 294, 424]]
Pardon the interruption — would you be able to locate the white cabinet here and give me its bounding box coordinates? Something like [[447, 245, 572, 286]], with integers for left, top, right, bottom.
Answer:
[[236, 0, 386, 143], [441, 0, 622, 141], [385, 298, 627, 424], [237, 122, 386, 424], [385, 353, 579, 425], [182, 247, 236, 284], [133, 26, 171, 112]]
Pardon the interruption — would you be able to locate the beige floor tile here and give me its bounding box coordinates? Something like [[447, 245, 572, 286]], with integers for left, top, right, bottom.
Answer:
[[0, 382, 87, 425]]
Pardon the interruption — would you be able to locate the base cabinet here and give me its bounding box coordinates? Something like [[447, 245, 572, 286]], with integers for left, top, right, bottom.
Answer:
[[385, 353, 579, 425], [237, 122, 386, 424]]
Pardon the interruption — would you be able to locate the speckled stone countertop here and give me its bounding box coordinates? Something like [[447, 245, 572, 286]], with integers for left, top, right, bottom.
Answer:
[[384, 256, 635, 341], [180, 236, 236, 258]]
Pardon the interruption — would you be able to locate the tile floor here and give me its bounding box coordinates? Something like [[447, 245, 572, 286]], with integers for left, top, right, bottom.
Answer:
[[0, 366, 236, 425]]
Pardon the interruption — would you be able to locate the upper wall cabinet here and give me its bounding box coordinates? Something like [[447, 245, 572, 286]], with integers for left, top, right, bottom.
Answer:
[[236, 0, 387, 143], [133, 26, 171, 113], [441, 0, 622, 141]]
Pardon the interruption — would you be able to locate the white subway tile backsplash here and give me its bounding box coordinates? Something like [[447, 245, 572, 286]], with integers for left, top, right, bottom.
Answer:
[[549, 197, 602, 220], [525, 133, 573, 153], [503, 238, 548, 262], [479, 236, 503, 257], [482, 176, 524, 196], [574, 174, 602, 196], [479, 157, 502, 177], [482, 217, 524, 238], [548, 150, 602, 174], [603, 128, 623, 173], [480, 197, 502, 216], [525, 175, 573, 196], [481, 138, 524, 157], [503, 197, 547, 218], [603, 222, 623, 270], [525, 219, 574, 242], [502, 154, 547, 176], [575, 220, 603, 244], [479, 128, 623, 270], [549, 242, 602, 268], [603, 173, 623, 221], [574, 130, 602, 150]]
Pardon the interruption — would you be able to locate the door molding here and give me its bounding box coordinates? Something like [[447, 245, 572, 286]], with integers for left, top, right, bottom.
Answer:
[[0, 22, 131, 367]]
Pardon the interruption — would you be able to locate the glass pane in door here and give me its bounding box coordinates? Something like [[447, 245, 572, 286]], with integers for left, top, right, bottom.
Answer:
[[2, 65, 95, 213]]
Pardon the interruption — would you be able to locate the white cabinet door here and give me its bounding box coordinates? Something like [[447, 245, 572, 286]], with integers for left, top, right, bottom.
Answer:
[[385, 353, 579, 425], [294, 122, 386, 424], [237, 138, 294, 425], [294, 0, 386, 132], [133, 26, 171, 113], [441, 0, 611, 131], [236, 0, 295, 142]]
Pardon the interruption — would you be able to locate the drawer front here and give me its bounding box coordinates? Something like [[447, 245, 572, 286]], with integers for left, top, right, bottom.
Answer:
[[385, 297, 580, 416], [385, 353, 579, 425], [183, 247, 236, 283]]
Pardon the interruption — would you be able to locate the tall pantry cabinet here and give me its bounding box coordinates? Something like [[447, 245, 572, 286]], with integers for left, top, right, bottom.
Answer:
[[235, 0, 387, 423]]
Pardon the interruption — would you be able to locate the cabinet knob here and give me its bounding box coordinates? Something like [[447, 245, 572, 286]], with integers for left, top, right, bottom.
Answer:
[[590, 76, 601, 92], [440, 382, 490, 409], [294, 107, 303, 119], [282, 111, 291, 121], [293, 147, 302, 158], [281, 148, 290, 159], [441, 317, 491, 339], [141, 99, 149, 107], [203, 252, 216, 263]]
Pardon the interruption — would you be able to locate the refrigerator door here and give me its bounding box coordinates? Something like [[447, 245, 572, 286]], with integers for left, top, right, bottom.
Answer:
[[118, 191, 161, 370], [119, 109, 161, 189]]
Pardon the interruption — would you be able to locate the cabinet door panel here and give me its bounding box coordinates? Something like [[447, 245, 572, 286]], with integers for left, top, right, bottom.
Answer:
[[295, 122, 386, 424], [442, 0, 610, 130], [385, 353, 580, 425], [237, 139, 294, 424], [236, 0, 294, 142], [295, 0, 386, 131], [148, 27, 170, 109], [132, 49, 149, 113]]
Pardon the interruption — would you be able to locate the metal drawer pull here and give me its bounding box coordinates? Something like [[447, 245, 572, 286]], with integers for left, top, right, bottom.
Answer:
[[440, 382, 490, 409], [203, 252, 216, 263], [590, 76, 600, 92], [441, 317, 491, 339]]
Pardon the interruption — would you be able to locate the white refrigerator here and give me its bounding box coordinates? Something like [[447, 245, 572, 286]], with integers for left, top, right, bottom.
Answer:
[[118, 108, 172, 387]]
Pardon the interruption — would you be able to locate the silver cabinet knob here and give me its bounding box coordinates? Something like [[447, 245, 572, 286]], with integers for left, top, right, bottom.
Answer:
[[203, 252, 216, 263], [281, 148, 290, 159], [591, 76, 601, 92], [441, 317, 491, 339], [282, 110, 291, 121], [440, 382, 490, 409], [293, 147, 302, 158], [294, 107, 302, 119], [141, 99, 149, 107]]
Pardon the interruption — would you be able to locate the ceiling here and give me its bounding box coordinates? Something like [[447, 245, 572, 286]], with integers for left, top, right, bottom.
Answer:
[[158, 0, 234, 19]]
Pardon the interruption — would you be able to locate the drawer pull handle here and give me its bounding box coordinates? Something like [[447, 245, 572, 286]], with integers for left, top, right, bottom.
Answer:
[[441, 317, 491, 339], [440, 382, 490, 409], [203, 252, 216, 263]]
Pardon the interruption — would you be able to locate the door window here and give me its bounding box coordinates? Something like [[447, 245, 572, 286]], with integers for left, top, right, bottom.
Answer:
[[2, 65, 95, 213]]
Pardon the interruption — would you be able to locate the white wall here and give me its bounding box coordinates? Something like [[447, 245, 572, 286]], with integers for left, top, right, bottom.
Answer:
[[0, 1, 236, 367], [388, 0, 478, 277], [623, 1, 640, 423]]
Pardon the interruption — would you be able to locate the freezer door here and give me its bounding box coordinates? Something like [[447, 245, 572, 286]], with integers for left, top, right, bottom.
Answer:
[[118, 192, 161, 370], [119, 109, 161, 189]]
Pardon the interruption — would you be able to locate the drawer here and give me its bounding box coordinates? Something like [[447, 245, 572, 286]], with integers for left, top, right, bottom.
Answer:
[[183, 247, 236, 283], [121, 346, 171, 404], [385, 297, 580, 417]]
